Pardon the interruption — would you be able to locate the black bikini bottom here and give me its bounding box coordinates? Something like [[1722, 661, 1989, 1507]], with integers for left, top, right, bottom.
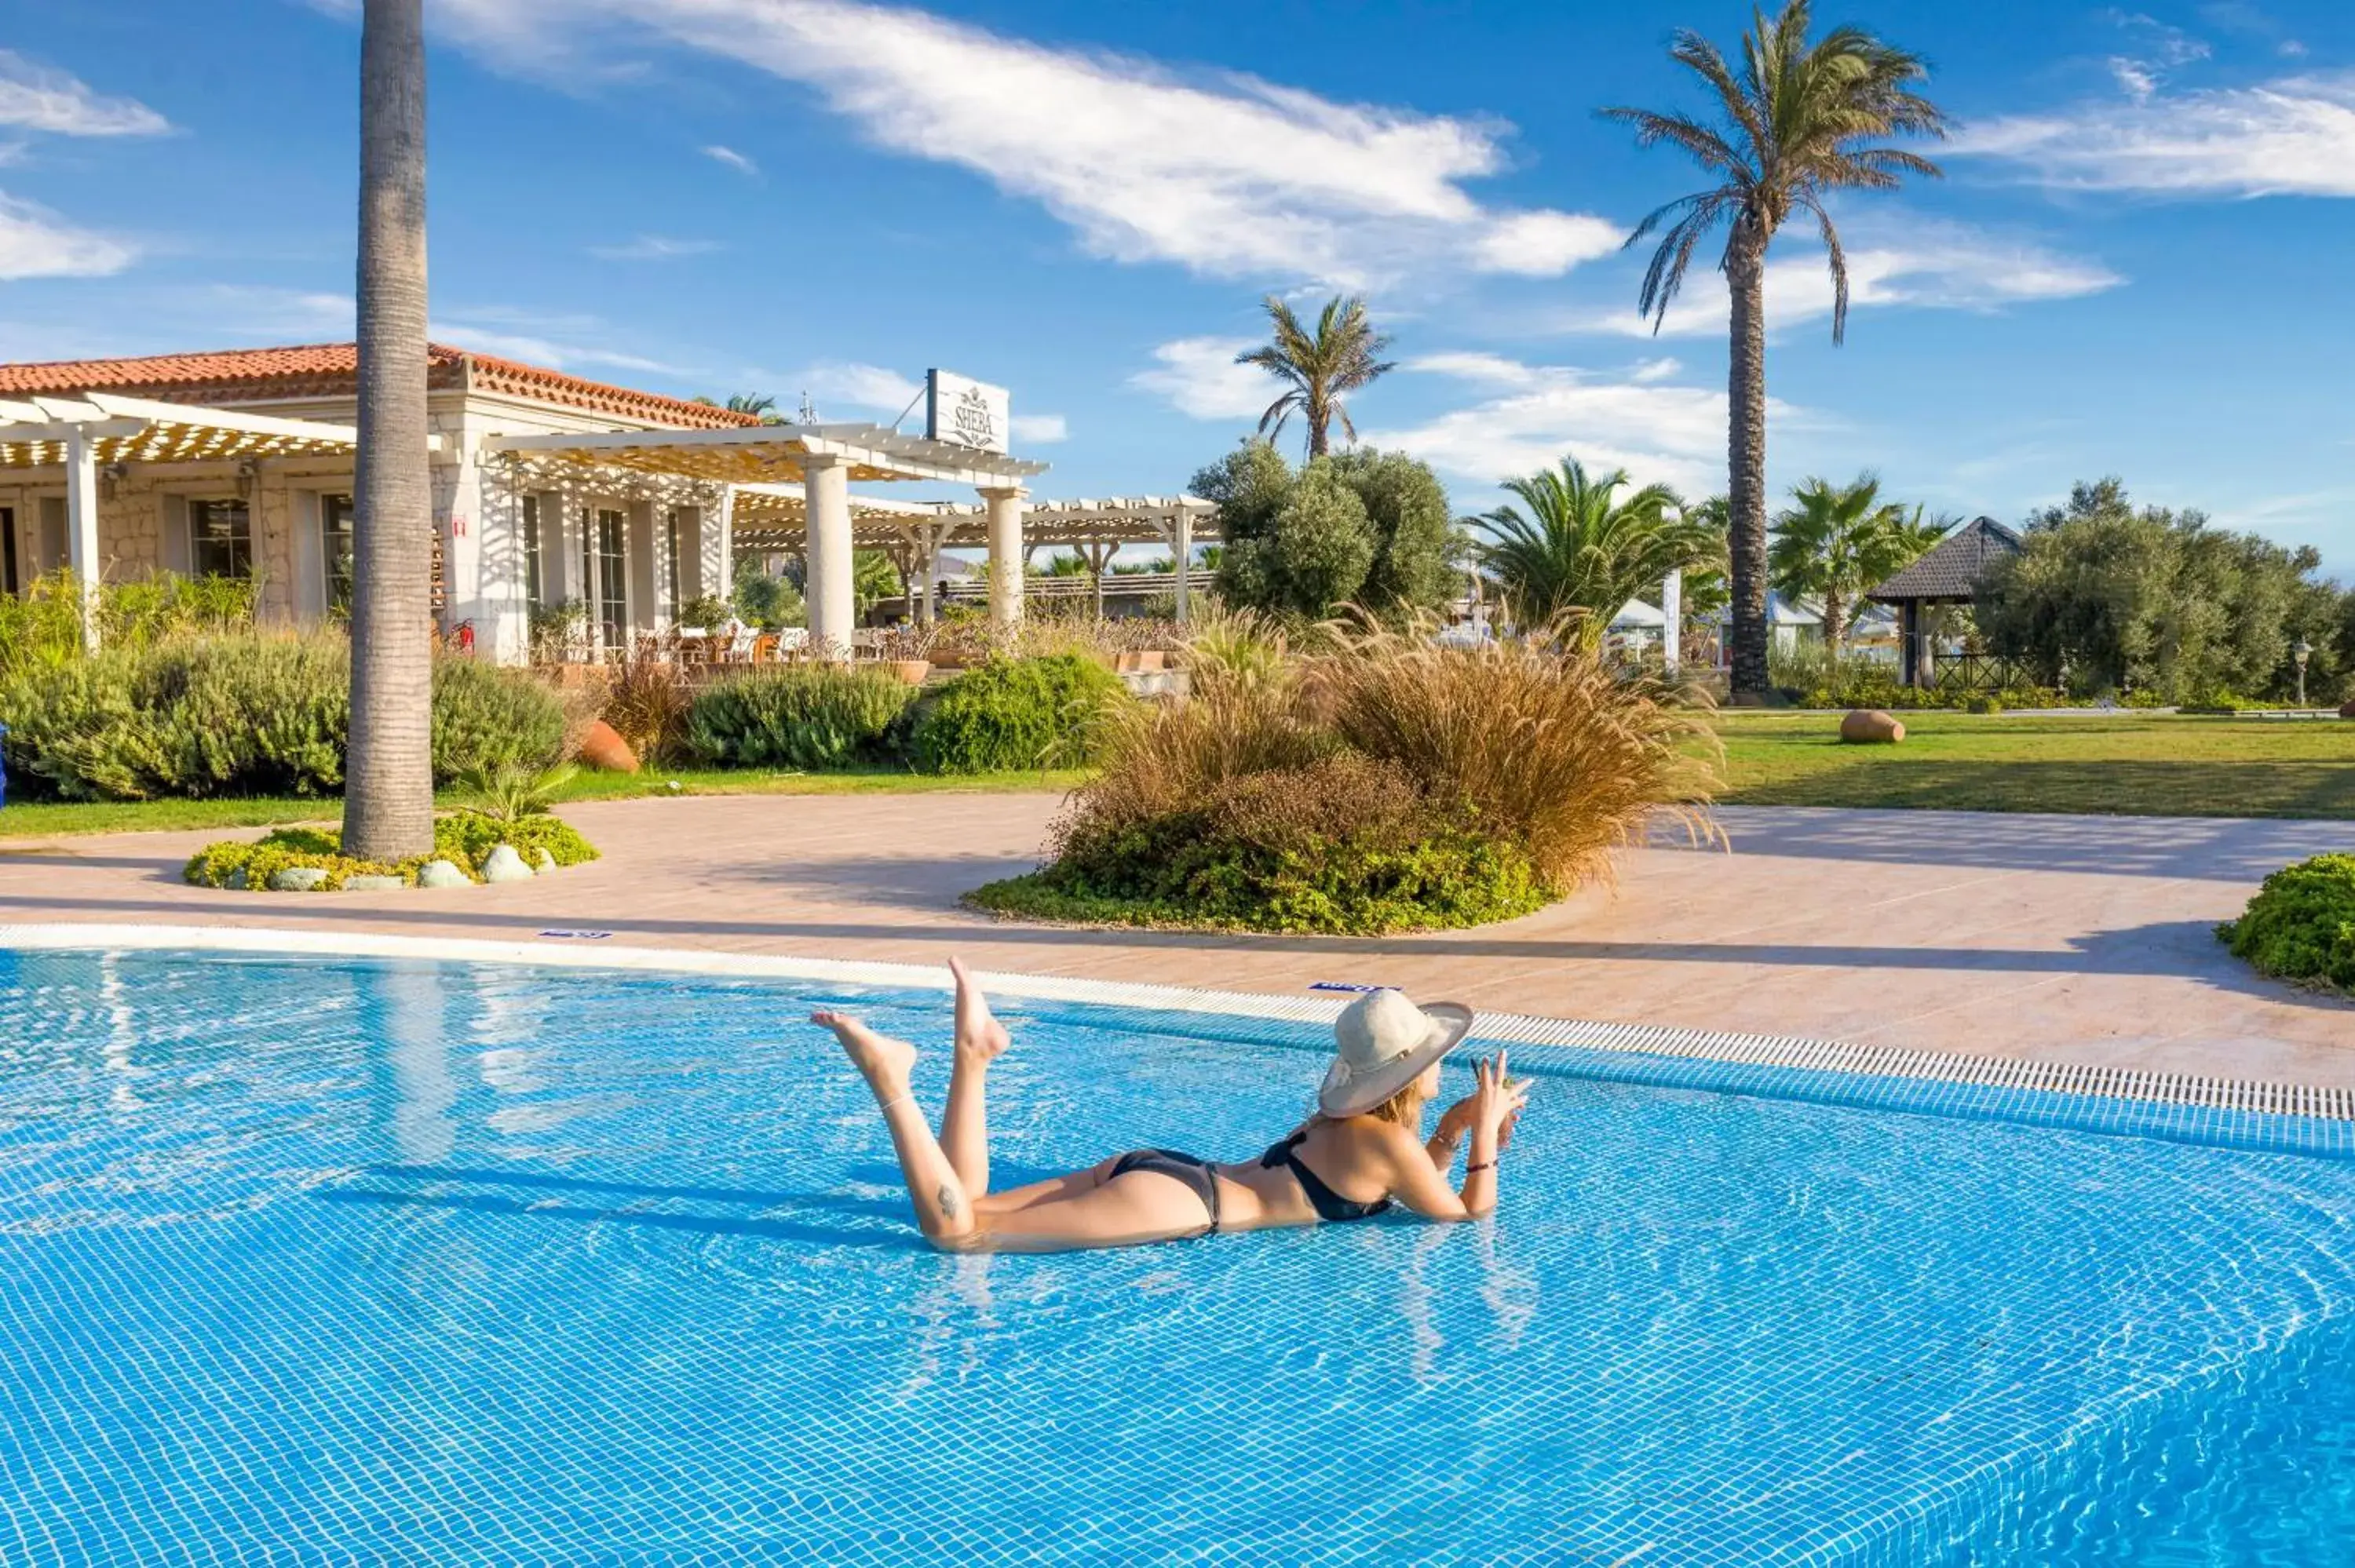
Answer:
[[1108, 1147, 1221, 1233]]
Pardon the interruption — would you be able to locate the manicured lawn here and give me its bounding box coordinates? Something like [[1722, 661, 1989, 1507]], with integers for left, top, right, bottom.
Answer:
[[0, 768, 1091, 841], [1712, 711, 2355, 818]]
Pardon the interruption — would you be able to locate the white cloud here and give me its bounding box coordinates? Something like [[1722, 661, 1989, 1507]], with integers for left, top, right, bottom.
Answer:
[[432, 319, 692, 376], [0, 51, 169, 137], [1129, 337, 1272, 421], [1365, 354, 1761, 499], [1472, 211, 1623, 276], [702, 144, 758, 175], [1010, 412, 1068, 443], [588, 234, 721, 260], [0, 193, 133, 279], [1960, 69, 2355, 196], [431, 0, 1617, 287], [782, 359, 922, 414], [1563, 222, 2122, 337]]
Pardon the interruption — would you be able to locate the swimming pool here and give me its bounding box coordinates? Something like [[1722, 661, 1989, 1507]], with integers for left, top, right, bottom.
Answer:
[[2, 943, 2351, 1565]]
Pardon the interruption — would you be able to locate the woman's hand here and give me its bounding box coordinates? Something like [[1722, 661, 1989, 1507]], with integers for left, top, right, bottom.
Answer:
[[1471, 1052, 1530, 1139]]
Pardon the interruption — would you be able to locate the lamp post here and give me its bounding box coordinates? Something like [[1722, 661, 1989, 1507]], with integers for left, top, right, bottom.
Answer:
[[2293, 637, 2313, 709]]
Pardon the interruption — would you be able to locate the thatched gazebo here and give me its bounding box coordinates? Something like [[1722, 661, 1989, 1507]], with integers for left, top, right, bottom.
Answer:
[[1865, 516, 2022, 687]]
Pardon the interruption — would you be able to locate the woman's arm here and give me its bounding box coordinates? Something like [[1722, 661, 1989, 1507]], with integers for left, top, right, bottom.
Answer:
[[1389, 1056, 1528, 1220]]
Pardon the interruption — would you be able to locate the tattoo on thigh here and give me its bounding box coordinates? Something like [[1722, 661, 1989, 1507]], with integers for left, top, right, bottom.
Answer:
[[937, 1182, 962, 1221]]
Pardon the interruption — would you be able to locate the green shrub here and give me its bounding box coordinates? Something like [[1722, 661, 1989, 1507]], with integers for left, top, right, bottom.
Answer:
[[184, 810, 598, 891], [0, 633, 564, 801], [2218, 853, 2355, 993], [0, 633, 349, 800], [684, 665, 916, 769], [430, 655, 567, 779], [909, 655, 1126, 774]]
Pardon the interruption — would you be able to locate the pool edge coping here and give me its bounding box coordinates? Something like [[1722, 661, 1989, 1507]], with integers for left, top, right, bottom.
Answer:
[[3, 920, 2349, 1125]]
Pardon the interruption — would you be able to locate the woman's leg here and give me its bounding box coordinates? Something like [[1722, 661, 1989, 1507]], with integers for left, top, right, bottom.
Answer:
[[937, 956, 1010, 1194], [812, 1008, 977, 1247]]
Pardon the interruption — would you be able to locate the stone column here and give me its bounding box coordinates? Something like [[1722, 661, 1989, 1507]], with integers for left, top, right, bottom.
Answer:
[[1660, 567, 1682, 676], [804, 455, 854, 657], [64, 425, 100, 651], [1173, 505, 1194, 624], [981, 485, 1026, 629]]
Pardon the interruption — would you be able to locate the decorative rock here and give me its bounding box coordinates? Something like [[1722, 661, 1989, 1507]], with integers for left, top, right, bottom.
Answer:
[[225, 866, 249, 891], [268, 866, 329, 892], [481, 844, 534, 884], [578, 718, 640, 774], [343, 873, 407, 892], [1839, 708, 1906, 745], [531, 848, 558, 874], [417, 859, 471, 889]]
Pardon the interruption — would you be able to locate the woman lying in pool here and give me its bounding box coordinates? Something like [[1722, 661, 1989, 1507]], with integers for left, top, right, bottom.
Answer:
[[812, 960, 1525, 1253]]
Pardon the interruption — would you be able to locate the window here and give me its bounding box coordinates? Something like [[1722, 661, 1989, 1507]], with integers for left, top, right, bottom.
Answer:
[[593, 508, 627, 652], [321, 494, 355, 614], [38, 497, 67, 575], [189, 499, 253, 580], [663, 509, 683, 623], [523, 495, 545, 614], [2, 508, 16, 596]]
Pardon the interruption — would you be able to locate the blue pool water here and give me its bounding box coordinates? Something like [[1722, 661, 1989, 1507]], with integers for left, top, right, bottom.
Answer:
[[2, 947, 2353, 1566]]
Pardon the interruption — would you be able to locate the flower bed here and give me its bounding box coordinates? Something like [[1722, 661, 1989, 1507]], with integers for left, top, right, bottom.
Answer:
[[184, 811, 597, 892]]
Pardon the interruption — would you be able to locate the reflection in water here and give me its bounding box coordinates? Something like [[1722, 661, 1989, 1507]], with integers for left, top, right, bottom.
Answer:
[[1395, 1217, 1543, 1384], [98, 952, 141, 1114], [378, 964, 455, 1165], [897, 1249, 1001, 1401]]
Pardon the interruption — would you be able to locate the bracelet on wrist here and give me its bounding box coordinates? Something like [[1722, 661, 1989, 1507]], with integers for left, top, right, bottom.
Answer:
[[1465, 1158, 1496, 1175]]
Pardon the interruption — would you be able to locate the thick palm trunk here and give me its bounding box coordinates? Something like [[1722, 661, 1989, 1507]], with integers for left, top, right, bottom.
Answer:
[[344, 0, 435, 862], [1725, 222, 1770, 696], [1824, 586, 1846, 651]]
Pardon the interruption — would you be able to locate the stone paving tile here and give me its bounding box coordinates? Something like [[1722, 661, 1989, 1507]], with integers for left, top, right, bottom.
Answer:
[[0, 795, 2349, 1088]]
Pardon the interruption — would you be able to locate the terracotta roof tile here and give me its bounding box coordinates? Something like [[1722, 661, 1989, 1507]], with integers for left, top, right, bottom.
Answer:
[[0, 342, 758, 431]]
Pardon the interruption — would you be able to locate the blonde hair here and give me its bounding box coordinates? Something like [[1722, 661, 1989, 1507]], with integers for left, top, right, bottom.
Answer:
[[1363, 1076, 1433, 1128]]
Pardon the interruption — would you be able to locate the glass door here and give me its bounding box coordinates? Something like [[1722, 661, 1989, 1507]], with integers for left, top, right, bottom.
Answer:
[[593, 508, 627, 655]]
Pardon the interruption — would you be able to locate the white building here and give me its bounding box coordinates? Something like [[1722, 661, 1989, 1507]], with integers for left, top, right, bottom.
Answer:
[[0, 343, 1218, 664]]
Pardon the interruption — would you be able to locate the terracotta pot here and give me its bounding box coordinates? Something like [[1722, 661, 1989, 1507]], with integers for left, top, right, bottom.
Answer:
[[889, 659, 932, 686], [577, 718, 641, 773], [1838, 709, 1905, 745]]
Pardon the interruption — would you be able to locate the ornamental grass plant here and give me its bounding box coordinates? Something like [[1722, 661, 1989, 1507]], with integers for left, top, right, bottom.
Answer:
[[973, 610, 1718, 933]]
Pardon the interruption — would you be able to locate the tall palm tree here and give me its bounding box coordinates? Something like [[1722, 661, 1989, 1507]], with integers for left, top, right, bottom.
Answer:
[[1474, 457, 1718, 646], [1768, 473, 1946, 647], [343, 0, 434, 862], [1234, 294, 1395, 459], [1605, 1, 1948, 697]]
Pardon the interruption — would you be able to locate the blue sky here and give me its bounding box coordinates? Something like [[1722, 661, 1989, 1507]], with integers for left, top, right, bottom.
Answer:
[[2, 0, 2352, 572]]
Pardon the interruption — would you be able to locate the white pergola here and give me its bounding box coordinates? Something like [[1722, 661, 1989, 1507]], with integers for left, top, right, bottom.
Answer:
[[721, 490, 1219, 623], [483, 422, 1048, 654], [0, 393, 378, 649]]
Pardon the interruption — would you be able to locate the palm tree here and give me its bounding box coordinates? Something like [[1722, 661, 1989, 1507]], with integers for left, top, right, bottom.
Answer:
[[1234, 294, 1395, 459], [1473, 457, 1718, 646], [343, 0, 435, 862], [1768, 473, 1946, 647], [1605, 1, 1948, 697]]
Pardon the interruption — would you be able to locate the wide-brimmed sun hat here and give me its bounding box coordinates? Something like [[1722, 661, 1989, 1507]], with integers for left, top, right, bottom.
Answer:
[[1318, 989, 1476, 1118]]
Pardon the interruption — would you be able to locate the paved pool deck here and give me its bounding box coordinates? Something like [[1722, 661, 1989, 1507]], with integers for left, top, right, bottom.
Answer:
[[1, 794, 2350, 1089]]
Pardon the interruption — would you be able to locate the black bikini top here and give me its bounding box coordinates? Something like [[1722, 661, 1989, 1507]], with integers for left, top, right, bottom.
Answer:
[[1261, 1129, 1393, 1222]]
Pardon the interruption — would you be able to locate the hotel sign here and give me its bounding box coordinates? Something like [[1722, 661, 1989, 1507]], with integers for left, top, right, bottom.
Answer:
[[926, 370, 1010, 454]]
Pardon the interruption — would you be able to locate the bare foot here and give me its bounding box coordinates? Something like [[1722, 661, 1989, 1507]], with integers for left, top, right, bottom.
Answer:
[[947, 957, 1011, 1066], [812, 1009, 918, 1096]]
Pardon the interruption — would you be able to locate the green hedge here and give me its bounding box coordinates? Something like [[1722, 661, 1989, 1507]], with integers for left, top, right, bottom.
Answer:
[[184, 811, 599, 891], [684, 665, 917, 770], [909, 654, 1125, 774], [2219, 853, 2355, 992], [0, 634, 564, 802]]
